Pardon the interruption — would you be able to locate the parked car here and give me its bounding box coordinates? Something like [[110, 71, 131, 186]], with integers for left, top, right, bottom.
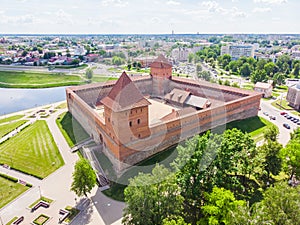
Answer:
[[293, 119, 299, 123], [284, 114, 289, 118], [263, 112, 269, 116], [297, 122, 300, 126], [269, 116, 276, 120], [283, 123, 291, 129], [281, 112, 287, 115]]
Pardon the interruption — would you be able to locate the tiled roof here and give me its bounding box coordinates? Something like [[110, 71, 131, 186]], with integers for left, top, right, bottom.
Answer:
[[165, 88, 191, 104], [150, 55, 172, 69], [101, 71, 151, 112]]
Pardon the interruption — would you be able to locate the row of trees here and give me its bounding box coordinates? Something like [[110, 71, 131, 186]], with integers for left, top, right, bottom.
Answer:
[[122, 126, 300, 225]]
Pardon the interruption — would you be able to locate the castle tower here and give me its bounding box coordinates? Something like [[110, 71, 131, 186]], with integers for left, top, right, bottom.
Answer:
[[101, 72, 151, 161], [150, 55, 172, 97]]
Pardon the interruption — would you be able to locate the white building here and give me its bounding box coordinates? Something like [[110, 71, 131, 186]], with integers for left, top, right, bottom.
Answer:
[[74, 46, 86, 56], [287, 82, 300, 110], [171, 47, 190, 62], [221, 44, 254, 60], [254, 82, 273, 98]]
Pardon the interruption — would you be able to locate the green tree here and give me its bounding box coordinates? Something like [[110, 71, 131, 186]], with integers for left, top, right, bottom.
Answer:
[[199, 187, 245, 225], [123, 164, 184, 225], [264, 62, 277, 77], [85, 68, 93, 79], [258, 182, 300, 225], [240, 63, 252, 77], [188, 53, 194, 63], [273, 72, 285, 86], [196, 64, 202, 73], [224, 80, 230, 86], [280, 141, 300, 180], [162, 216, 190, 225], [293, 62, 300, 78], [250, 70, 267, 83], [112, 56, 124, 66], [71, 158, 97, 197], [263, 125, 279, 142], [198, 71, 211, 81], [256, 59, 267, 71], [228, 61, 238, 73], [127, 63, 132, 71]]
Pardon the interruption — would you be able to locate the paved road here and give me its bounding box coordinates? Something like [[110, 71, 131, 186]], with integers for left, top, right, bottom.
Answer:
[[259, 100, 298, 146]]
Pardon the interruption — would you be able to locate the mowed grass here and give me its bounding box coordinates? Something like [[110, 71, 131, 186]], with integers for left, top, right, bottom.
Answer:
[[223, 116, 274, 142], [0, 120, 27, 138], [0, 115, 23, 124], [0, 121, 64, 179], [0, 176, 29, 209], [0, 71, 84, 88], [56, 112, 89, 147], [91, 76, 117, 83]]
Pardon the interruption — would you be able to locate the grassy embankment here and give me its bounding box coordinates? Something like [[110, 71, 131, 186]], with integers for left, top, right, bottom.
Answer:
[[0, 71, 84, 88], [0, 120, 64, 179], [56, 112, 89, 147]]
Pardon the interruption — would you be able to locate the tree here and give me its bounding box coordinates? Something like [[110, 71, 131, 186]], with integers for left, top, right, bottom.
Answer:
[[123, 164, 184, 225], [258, 141, 282, 182], [228, 61, 238, 73], [85, 68, 93, 79], [240, 63, 252, 77], [250, 70, 267, 83], [71, 59, 80, 66], [112, 56, 124, 65], [224, 80, 230, 86], [258, 182, 300, 225], [256, 59, 267, 71], [263, 125, 279, 142], [280, 141, 300, 180], [196, 64, 202, 73], [264, 62, 277, 77], [199, 187, 245, 225], [162, 217, 190, 225], [198, 71, 211, 81], [71, 158, 97, 197], [188, 53, 194, 63], [127, 63, 132, 71], [273, 72, 285, 86], [21, 50, 28, 57], [293, 62, 300, 78]]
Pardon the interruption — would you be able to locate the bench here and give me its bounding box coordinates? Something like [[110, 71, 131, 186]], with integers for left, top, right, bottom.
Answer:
[[58, 209, 70, 223], [12, 216, 24, 225], [31, 201, 50, 212]]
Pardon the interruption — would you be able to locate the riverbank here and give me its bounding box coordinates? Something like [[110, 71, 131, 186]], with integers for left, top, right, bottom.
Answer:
[[0, 70, 85, 88]]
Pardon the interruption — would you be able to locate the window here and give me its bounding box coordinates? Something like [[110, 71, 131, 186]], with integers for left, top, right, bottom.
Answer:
[[137, 119, 140, 124], [129, 121, 132, 127], [138, 134, 141, 138], [108, 118, 110, 122]]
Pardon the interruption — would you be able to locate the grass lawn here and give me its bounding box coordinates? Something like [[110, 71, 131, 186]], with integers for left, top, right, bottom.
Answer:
[[91, 76, 117, 83], [0, 176, 29, 209], [0, 115, 23, 124], [55, 102, 67, 109], [221, 116, 274, 142], [0, 121, 64, 179], [0, 120, 27, 138], [271, 99, 294, 110], [0, 71, 84, 88], [56, 112, 89, 147]]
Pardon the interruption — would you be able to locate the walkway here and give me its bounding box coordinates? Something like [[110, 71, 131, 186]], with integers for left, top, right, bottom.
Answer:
[[0, 103, 123, 225]]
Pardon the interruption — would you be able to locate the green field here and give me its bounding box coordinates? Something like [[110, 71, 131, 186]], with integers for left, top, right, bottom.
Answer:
[[55, 102, 67, 109], [0, 71, 84, 88], [0, 121, 64, 178], [56, 112, 89, 147], [0, 176, 29, 209], [0, 120, 27, 138], [0, 115, 23, 124], [91, 75, 117, 83], [222, 116, 274, 142]]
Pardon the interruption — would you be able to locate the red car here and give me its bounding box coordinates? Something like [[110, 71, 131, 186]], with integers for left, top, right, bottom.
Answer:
[[281, 112, 287, 115]]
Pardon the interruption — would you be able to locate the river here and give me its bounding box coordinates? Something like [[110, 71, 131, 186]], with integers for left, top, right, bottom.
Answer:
[[0, 87, 67, 115]]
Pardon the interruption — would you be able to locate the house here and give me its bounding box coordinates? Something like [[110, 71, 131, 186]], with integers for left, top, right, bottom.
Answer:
[[254, 82, 273, 98]]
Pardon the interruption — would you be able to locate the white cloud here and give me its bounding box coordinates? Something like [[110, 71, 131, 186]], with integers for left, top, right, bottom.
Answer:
[[166, 0, 180, 6], [55, 9, 73, 25], [101, 0, 128, 7], [201, 1, 228, 14], [253, 7, 272, 12], [253, 0, 288, 4], [150, 17, 162, 24], [231, 7, 248, 18], [0, 14, 39, 24]]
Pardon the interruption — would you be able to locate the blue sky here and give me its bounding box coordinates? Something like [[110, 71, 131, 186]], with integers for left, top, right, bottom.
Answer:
[[0, 0, 298, 34]]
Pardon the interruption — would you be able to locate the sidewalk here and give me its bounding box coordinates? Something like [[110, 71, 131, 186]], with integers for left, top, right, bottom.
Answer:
[[0, 105, 109, 225]]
